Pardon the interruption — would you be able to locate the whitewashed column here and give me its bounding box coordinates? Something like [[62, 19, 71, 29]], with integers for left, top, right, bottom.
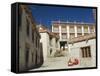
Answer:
[[82, 26, 84, 36], [75, 25, 77, 37], [67, 25, 69, 39], [59, 25, 62, 41], [88, 26, 90, 34]]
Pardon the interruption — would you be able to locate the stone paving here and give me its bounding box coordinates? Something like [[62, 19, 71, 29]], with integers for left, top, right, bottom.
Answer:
[[29, 56, 80, 71]]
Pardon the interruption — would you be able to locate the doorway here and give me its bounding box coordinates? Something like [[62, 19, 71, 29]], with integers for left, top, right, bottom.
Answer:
[[60, 41, 67, 50]]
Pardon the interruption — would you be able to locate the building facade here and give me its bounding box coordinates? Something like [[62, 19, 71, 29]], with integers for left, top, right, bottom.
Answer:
[[38, 25, 60, 61], [19, 5, 43, 71], [68, 33, 96, 67], [52, 21, 96, 50]]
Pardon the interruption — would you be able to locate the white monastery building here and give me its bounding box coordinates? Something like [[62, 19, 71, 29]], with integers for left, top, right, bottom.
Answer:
[[52, 21, 96, 67], [52, 21, 96, 50]]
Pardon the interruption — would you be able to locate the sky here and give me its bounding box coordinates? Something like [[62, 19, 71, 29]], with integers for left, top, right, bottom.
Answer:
[[29, 5, 95, 28]]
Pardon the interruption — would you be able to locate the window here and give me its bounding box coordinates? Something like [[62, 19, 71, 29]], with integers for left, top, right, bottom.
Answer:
[[77, 26, 82, 33], [53, 25, 59, 32], [81, 46, 91, 58], [61, 26, 66, 32], [90, 26, 94, 33], [62, 33, 67, 39], [50, 49, 52, 55], [69, 26, 74, 33], [53, 27, 59, 31], [84, 26, 88, 33], [26, 18, 30, 36], [70, 33, 75, 39], [49, 38, 52, 46]]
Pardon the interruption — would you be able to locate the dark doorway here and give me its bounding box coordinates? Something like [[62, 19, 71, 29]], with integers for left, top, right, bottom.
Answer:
[[50, 49, 52, 55], [60, 41, 67, 50]]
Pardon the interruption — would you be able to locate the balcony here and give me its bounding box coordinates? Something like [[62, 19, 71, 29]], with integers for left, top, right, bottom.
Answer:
[[90, 27, 94, 33], [69, 29, 75, 33], [53, 27, 59, 32], [90, 29, 94, 32], [61, 30, 67, 33], [84, 30, 88, 33], [77, 28, 82, 33], [84, 26, 88, 33], [69, 28, 75, 33]]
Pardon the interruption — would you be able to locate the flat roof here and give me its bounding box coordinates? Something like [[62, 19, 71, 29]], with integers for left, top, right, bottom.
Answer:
[[69, 33, 96, 44], [52, 21, 95, 25]]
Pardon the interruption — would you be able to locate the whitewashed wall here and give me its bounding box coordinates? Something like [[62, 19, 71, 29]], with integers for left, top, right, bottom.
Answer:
[[69, 38, 96, 67], [51, 37, 56, 56], [40, 33, 50, 61]]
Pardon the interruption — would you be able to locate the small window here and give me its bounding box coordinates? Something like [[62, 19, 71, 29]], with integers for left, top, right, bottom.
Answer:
[[77, 26, 82, 33], [90, 26, 95, 33], [62, 33, 67, 39], [81, 46, 91, 58], [69, 26, 74, 33], [50, 49, 52, 55], [84, 26, 88, 33]]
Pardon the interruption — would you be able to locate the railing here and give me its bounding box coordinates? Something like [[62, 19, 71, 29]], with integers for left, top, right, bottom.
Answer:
[[53, 30, 59, 32], [69, 29, 75, 33], [90, 29, 94, 33], [77, 29, 82, 33], [61, 30, 67, 33], [84, 31, 88, 33]]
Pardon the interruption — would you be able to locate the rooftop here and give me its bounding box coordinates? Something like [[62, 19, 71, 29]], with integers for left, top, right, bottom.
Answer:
[[69, 33, 96, 44], [38, 25, 59, 39], [52, 21, 95, 25]]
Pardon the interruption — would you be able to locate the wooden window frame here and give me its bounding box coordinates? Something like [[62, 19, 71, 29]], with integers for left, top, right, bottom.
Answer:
[[81, 46, 91, 58]]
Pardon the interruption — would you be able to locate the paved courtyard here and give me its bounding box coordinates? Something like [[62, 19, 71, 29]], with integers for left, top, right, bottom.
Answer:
[[30, 56, 80, 71]]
